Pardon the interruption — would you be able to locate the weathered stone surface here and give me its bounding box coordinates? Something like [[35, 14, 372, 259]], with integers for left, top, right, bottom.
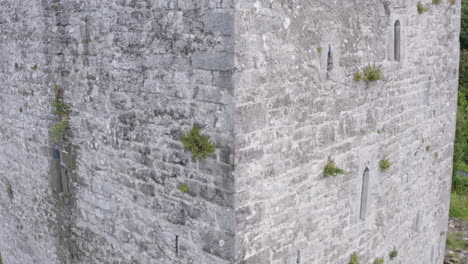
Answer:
[[234, 0, 461, 264], [0, 0, 235, 263], [192, 52, 235, 71], [0, 0, 461, 264]]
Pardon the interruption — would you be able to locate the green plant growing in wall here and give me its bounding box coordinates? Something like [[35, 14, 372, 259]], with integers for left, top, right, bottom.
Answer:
[[417, 2, 428, 14], [14, 63, 18, 69], [432, 0, 442, 4], [49, 85, 70, 144], [426, 145, 431, 151], [389, 248, 398, 260], [53, 84, 61, 93], [180, 124, 215, 161], [51, 4, 59, 12], [31, 64, 38, 70], [179, 183, 189, 193], [51, 100, 70, 117], [349, 252, 360, 264], [317, 47, 323, 53], [354, 64, 383, 84], [0, 251, 3, 264], [50, 119, 69, 144], [450, 0, 456, 5], [324, 157, 346, 177], [379, 156, 392, 172], [354, 72, 364, 81], [363, 64, 383, 83], [7, 183, 13, 200], [373, 257, 384, 264]]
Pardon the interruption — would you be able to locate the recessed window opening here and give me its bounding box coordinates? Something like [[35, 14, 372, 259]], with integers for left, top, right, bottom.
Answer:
[[51, 148, 63, 193], [394, 20, 401, 62], [52, 148, 60, 160], [415, 211, 421, 232], [327, 45, 333, 72], [175, 235, 179, 256], [359, 167, 370, 220]]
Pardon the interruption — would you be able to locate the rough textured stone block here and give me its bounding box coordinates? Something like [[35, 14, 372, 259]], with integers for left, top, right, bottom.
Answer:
[[192, 52, 235, 71], [0, 1, 460, 264]]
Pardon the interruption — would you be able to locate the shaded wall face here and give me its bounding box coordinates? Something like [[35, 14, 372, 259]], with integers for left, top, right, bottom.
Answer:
[[234, 0, 460, 263], [0, 1, 63, 264], [0, 1, 235, 263]]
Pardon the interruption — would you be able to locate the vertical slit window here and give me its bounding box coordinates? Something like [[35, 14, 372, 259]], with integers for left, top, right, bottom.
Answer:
[[51, 148, 63, 193], [394, 20, 401, 62], [360, 167, 370, 220], [175, 235, 179, 256], [327, 45, 333, 72]]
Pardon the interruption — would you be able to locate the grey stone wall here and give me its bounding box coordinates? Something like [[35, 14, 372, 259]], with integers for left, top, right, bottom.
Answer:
[[234, 0, 460, 263], [0, 0, 460, 264], [0, 1, 63, 263], [0, 0, 235, 263]]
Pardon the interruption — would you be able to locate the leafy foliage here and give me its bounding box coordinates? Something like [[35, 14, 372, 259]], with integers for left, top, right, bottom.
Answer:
[[349, 252, 360, 264], [373, 258, 384, 264], [181, 124, 215, 161], [51, 100, 70, 117], [454, 49, 468, 222], [451, 0, 468, 233], [179, 183, 189, 193], [446, 232, 468, 250], [389, 248, 398, 260], [449, 190, 468, 221], [379, 156, 392, 172], [417, 2, 428, 14], [353, 72, 364, 81], [450, 176, 468, 221], [363, 65, 383, 82], [461, 0, 468, 49], [454, 51, 468, 178], [50, 85, 69, 144], [432, 0, 442, 4], [454, 176, 468, 193], [324, 157, 346, 177], [354, 64, 383, 84], [50, 119, 69, 144]]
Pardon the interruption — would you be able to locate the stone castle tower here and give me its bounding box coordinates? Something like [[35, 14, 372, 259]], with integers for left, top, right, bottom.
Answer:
[[0, 0, 461, 263]]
